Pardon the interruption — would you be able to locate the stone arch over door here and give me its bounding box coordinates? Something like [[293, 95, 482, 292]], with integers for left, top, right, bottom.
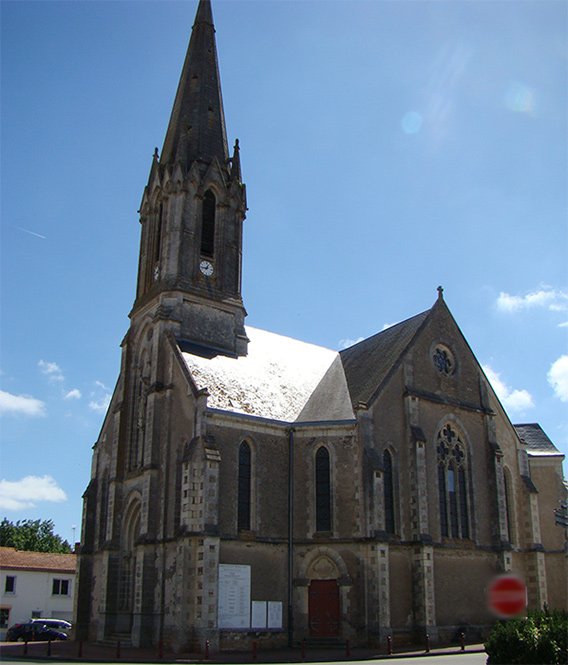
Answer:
[[295, 548, 352, 641]]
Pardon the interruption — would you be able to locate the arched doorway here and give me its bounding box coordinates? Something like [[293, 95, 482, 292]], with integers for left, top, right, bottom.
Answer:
[[308, 579, 340, 637]]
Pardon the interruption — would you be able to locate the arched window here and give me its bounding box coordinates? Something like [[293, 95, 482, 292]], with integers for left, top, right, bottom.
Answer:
[[119, 499, 141, 611], [201, 190, 216, 258], [154, 202, 163, 264], [238, 441, 251, 530], [383, 449, 395, 534], [503, 468, 514, 544], [315, 447, 331, 532], [437, 423, 470, 539]]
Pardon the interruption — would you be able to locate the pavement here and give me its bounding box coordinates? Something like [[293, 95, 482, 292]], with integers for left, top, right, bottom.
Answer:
[[0, 639, 487, 664]]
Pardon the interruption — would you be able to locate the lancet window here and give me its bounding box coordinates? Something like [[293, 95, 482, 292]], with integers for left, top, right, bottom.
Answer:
[[503, 467, 515, 544], [383, 449, 395, 534], [238, 441, 251, 530], [201, 190, 216, 258], [315, 446, 331, 532], [437, 423, 470, 539]]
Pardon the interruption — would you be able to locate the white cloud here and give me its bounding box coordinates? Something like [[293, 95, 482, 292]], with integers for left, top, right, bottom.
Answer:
[[338, 337, 365, 350], [496, 287, 568, 314], [548, 355, 568, 403], [64, 388, 81, 400], [0, 475, 67, 510], [95, 380, 110, 391], [38, 359, 64, 382], [483, 365, 534, 413], [89, 394, 111, 413], [0, 390, 46, 417]]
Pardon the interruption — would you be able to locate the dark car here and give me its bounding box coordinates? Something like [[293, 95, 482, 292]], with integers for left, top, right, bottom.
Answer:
[[6, 622, 68, 642]]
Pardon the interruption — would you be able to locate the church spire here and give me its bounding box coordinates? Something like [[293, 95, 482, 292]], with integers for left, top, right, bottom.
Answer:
[[133, 0, 248, 358], [160, 0, 229, 172]]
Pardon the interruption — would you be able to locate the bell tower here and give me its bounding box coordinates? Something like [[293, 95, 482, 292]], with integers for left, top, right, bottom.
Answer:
[[131, 0, 248, 357]]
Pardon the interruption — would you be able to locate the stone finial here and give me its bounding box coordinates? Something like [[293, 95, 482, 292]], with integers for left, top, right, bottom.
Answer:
[[437, 285, 444, 300]]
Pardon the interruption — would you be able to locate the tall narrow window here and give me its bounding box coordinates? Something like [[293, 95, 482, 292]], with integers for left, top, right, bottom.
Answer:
[[154, 202, 163, 263], [437, 423, 470, 539], [238, 441, 251, 530], [458, 467, 469, 538], [438, 465, 448, 537], [448, 466, 459, 537], [503, 468, 514, 544], [201, 191, 216, 257], [383, 450, 395, 534], [315, 447, 331, 532]]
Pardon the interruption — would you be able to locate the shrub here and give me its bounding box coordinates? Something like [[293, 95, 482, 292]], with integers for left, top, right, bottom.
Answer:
[[485, 608, 567, 664]]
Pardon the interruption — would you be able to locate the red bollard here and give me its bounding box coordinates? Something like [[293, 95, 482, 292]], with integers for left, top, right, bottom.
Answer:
[[116, 639, 121, 659], [78, 640, 83, 658], [159, 640, 164, 659], [460, 632, 465, 651], [425, 634, 430, 653], [47, 640, 52, 656], [205, 640, 210, 660], [301, 639, 306, 662], [253, 640, 257, 660], [346, 639, 350, 658], [387, 635, 392, 655]]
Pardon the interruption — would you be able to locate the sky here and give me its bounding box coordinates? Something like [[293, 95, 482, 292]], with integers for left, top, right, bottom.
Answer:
[[1, 0, 567, 545]]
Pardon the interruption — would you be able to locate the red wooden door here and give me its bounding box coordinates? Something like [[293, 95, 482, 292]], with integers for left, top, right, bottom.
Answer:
[[308, 579, 340, 636]]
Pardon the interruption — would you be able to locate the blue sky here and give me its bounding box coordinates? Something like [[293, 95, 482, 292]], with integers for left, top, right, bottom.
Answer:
[[1, 0, 566, 545]]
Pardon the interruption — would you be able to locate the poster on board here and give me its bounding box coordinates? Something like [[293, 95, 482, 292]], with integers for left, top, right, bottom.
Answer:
[[267, 601, 283, 629], [251, 601, 267, 629], [218, 564, 251, 629]]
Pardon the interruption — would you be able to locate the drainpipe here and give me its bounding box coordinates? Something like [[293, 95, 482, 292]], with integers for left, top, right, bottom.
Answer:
[[288, 427, 295, 648]]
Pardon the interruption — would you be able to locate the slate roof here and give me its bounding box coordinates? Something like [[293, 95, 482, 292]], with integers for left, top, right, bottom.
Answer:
[[180, 326, 339, 422], [339, 310, 430, 407], [0, 547, 76, 574], [179, 308, 436, 422], [514, 423, 563, 456]]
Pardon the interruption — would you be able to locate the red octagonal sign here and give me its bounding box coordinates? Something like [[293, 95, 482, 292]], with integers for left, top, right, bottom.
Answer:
[[487, 574, 527, 618]]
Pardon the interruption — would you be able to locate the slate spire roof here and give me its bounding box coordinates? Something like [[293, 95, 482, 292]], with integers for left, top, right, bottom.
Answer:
[[160, 0, 229, 172]]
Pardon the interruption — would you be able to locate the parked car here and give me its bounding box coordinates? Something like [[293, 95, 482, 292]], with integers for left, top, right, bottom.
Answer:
[[30, 618, 72, 633], [6, 622, 68, 642]]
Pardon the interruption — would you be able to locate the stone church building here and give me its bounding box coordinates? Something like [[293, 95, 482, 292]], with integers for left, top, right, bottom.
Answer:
[[76, 0, 567, 652]]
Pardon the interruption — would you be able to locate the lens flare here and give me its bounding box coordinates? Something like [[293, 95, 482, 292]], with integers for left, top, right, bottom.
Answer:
[[401, 111, 423, 134], [504, 80, 537, 115]]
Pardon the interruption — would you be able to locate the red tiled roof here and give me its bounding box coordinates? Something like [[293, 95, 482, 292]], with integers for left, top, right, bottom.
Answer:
[[0, 547, 76, 574]]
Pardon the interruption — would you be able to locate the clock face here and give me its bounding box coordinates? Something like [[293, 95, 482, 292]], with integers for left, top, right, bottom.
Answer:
[[199, 260, 214, 277]]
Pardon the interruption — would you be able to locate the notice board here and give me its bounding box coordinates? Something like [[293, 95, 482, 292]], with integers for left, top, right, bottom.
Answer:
[[218, 564, 251, 629]]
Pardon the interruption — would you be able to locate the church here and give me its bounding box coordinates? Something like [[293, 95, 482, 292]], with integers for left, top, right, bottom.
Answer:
[[76, 0, 567, 652]]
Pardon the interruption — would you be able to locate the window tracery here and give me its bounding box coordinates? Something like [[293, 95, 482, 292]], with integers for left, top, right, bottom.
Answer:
[[437, 423, 469, 539], [432, 344, 455, 375]]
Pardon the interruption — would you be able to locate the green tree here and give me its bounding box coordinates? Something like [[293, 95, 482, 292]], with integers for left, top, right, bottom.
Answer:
[[0, 518, 72, 554]]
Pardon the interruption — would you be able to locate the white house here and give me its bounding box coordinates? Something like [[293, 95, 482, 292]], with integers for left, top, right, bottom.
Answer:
[[0, 547, 76, 640]]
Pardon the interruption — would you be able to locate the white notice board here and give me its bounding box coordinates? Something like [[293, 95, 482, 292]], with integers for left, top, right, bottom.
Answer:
[[218, 564, 251, 629], [267, 601, 283, 629], [251, 601, 267, 629]]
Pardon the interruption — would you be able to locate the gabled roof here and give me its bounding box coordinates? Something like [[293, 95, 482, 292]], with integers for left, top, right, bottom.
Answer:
[[339, 310, 430, 408], [514, 423, 563, 457], [179, 326, 339, 422], [0, 547, 76, 574]]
